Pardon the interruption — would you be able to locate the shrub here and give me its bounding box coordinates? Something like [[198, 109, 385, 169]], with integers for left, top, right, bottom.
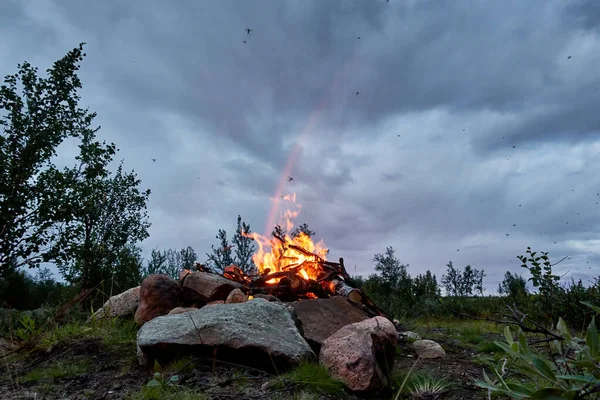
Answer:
[[519, 246, 600, 330], [476, 301, 600, 399]]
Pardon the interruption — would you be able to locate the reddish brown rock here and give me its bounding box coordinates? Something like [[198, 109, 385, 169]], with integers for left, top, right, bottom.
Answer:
[[168, 307, 199, 315], [134, 275, 181, 326], [182, 271, 243, 304], [226, 288, 247, 304], [319, 316, 397, 393], [291, 296, 368, 352]]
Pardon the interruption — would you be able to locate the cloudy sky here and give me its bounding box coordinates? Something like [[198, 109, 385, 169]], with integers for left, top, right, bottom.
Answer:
[[2, 0, 600, 292]]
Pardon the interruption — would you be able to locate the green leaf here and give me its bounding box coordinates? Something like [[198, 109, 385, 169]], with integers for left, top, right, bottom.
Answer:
[[555, 375, 594, 383], [505, 383, 533, 396], [153, 360, 162, 373], [580, 301, 600, 314], [482, 369, 494, 385], [556, 318, 572, 342], [518, 330, 531, 356], [529, 387, 565, 399], [494, 341, 515, 356], [586, 316, 598, 357], [146, 378, 161, 387], [504, 326, 514, 345], [530, 355, 556, 382]]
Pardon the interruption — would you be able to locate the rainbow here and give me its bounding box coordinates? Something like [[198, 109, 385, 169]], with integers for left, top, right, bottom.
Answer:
[[263, 54, 359, 237]]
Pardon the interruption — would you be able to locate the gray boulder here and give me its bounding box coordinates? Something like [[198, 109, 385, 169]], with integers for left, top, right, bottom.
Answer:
[[137, 298, 315, 372]]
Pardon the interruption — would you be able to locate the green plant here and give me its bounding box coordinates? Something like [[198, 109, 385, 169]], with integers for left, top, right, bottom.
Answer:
[[393, 357, 421, 400], [405, 372, 452, 399], [22, 359, 92, 383], [269, 361, 345, 397], [476, 302, 600, 399], [518, 247, 600, 332], [14, 314, 38, 342], [126, 386, 207, 400], [37, 321, 92, 350]]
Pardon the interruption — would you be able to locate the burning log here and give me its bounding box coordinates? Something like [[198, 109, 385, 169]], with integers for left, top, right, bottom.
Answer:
[[180, 224, 396, 328], [325, 278, 362, 304], [223, 264, 250, 284]]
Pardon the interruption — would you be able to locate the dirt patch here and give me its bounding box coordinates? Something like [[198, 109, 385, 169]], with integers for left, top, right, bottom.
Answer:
[[0, 337, 148, 400], [393, 329, 505, 399]]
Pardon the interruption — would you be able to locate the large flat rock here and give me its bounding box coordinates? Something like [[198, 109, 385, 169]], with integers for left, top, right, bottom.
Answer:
[[290, 296, 368, 353], [137, 298, 315, 372]]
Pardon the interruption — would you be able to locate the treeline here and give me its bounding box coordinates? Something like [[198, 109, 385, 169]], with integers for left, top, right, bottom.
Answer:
[[352, 245, 599, 330]]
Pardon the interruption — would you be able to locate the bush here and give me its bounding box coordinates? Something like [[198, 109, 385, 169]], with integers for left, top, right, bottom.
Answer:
[[476, 301, 600, 399], [0, 268, 68, 310], [519, 247, 600, 330]]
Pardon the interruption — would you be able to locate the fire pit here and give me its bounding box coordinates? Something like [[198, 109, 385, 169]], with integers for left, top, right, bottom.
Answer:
[[130, 193, 401, 394], [180, 224, 389, 320]]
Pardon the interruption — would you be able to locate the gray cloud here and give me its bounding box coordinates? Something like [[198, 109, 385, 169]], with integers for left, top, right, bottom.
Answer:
[[1, 0, 600, 292]]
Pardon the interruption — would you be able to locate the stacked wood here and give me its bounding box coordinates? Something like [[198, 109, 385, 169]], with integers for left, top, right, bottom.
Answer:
[[183, 234, 392, 322]]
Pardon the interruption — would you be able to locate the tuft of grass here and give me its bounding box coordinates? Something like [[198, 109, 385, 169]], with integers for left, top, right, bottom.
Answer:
[[98, 318, 138, 349], [37, 321, 92, 350], [393, 369, 452, 399], [406, 373, 452, 399], [270, 361, 345, 397], [22, 359, 92, 383], [125, 386, 208, 400], [31, 315, 138, 353], [163, 356, 196, 375]]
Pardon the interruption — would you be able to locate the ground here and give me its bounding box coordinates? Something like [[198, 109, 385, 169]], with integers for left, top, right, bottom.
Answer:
[[0, 316, 511, 400]]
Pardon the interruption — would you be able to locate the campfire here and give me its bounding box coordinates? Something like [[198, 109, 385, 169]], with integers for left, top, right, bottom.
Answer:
[[180, 193, 389, 320]]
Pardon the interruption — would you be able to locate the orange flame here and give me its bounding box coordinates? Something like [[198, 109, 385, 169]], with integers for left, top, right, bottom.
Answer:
[[243, 193, 328, 284]]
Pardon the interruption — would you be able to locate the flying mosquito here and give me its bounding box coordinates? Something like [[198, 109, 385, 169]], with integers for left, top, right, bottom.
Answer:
[[288, 176, 294, 182], [246, 28, 252, 35]]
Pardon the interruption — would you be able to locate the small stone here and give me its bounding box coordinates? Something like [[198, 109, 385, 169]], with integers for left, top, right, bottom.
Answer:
[[413, 339, 446, 359], [399, 331, 421, 340], [226, 288, 247, 304]]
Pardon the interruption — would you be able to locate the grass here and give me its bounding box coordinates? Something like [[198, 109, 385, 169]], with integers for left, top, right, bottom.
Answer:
[[415, 317, 503, 334], [477, 341, 504, 354], [22, 358, 93, 383], [269, 361, 346, 397], [37, 320, 93, 350], [392, 369, 452, 399], [14, 313, 140, 354], [162, 356, 197, 375], [125, 386, 209, 400]]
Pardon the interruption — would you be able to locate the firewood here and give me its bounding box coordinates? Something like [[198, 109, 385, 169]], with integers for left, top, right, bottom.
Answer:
[[324, 278, 362, 304]]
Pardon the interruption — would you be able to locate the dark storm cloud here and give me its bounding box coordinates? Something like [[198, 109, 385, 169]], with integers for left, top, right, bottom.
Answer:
[[567, 0, 600, 32], [2, 0, 600, 290]]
